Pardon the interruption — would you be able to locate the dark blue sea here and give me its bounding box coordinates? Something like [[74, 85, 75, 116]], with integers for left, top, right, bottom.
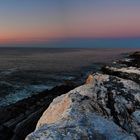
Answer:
[[0, 43, 139, 107]]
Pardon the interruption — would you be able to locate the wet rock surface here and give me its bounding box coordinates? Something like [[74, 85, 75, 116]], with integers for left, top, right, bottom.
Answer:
[[26, 52, 140, 140]]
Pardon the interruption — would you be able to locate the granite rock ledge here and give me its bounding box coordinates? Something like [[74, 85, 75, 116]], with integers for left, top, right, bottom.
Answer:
[[26, 52, 140, 140]]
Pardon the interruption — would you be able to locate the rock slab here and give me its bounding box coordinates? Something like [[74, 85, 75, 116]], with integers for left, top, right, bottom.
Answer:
[[26, 52, 140, 140]]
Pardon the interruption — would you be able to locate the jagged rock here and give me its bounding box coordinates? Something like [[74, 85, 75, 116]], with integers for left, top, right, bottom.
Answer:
[[130, 52, 140, 59], [120, 52, 140, 68], [85, 74, 94, 84], [26, 73, 140, 140], [102, 66, 140, 84]]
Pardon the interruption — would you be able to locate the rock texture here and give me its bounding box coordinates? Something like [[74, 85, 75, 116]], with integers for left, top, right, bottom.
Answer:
[[26, 52, 140, 140], [0, 84, 77, 140]]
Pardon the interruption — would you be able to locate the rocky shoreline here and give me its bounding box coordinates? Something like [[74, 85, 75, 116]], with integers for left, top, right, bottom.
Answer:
[[26, 52, 140, 140], [0, 83, 78, 140]]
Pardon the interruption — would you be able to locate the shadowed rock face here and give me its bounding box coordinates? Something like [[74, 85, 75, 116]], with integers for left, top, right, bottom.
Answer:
[[26, 52, 140, 140], [0, 84, 77, 140]]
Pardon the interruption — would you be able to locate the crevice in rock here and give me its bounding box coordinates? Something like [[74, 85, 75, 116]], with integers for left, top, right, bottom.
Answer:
[[106, 90, 121, 126]]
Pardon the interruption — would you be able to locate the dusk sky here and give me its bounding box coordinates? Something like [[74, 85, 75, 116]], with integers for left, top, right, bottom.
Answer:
[[1, 0, 140, 44]]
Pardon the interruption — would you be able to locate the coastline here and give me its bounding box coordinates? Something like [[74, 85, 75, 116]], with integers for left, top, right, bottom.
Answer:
[[0, 47, 129, 107], [0, 50, 140, 140], [26, 51, 140, 140], [0, 83, 78, 140]]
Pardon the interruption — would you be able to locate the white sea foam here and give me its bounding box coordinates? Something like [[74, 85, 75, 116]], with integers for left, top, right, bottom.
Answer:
[[0, 84, 53, 107]]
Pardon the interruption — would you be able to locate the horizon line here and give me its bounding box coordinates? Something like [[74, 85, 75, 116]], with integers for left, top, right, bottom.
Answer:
[[1, 36, 140, 44]]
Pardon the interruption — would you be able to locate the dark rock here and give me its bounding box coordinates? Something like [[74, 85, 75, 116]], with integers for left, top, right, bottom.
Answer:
[[0, 84, 77, 140]]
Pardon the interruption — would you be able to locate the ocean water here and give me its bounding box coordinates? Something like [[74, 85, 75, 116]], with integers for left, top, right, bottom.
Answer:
[[3, 38, 140, 48], [45, 38, 140, 48], [0, 47, 140, 107]]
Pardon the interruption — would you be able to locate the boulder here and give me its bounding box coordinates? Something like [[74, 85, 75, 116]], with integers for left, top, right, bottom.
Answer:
[[26, 73, 139, 140]]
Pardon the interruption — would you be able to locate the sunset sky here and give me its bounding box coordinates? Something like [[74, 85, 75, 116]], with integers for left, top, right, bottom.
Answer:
[[1, 0, 140, 45]]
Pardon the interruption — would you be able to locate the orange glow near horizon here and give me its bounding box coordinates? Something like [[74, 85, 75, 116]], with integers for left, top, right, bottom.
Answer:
[[1, 1, 140, 44], [1, 25, 140, 44], [1, 13, 140, 44]]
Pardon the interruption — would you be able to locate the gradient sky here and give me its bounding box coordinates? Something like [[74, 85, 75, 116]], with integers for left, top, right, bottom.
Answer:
[[1, 0, 140, 44]]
